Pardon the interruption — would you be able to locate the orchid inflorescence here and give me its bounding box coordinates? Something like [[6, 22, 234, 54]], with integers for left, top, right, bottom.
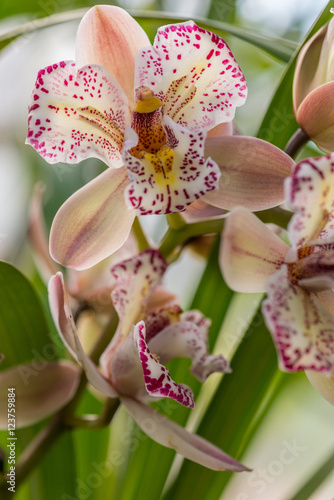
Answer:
[[2, 3, 334, 488]]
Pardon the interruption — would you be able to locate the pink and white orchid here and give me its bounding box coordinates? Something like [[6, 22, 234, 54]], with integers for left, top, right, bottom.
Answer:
[[221, 154, 334, 376], [26, 5, 249, 270], [48, 249, 248, 472]]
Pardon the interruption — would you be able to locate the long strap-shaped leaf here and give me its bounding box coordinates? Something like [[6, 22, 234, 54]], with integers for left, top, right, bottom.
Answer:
[[162, 304, 279, 500], [0, 8, 296, 61], [288, 448, 334, 500]]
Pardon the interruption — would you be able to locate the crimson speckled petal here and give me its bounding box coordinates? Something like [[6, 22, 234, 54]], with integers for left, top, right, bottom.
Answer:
[[100, 250, 168, 376], [286, 155, 334, 250], [148, 311, 231, 382], [123, 115, 220, 214], [134, 321, 195, 408], [26, 61, 129, 167], [263, 265, 334, 373], [135, 21, 247, 132]]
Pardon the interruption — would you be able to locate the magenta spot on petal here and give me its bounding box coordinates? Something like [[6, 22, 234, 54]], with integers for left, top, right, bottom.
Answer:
[[206, 49, 214, 60]]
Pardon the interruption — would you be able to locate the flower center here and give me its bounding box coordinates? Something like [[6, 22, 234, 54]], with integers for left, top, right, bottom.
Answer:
[[130, 87, 166, 158], [144, 305, 182, 343], [288, 246, 314, 285]]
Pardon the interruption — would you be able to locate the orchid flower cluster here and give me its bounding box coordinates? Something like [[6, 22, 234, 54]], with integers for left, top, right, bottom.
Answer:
[[2, 3, 334, 488]]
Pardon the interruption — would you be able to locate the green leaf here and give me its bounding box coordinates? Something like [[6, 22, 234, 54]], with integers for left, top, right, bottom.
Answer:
[[0, 0, 88, 20], [288, 448, 334, 500], [257, 1, 334, 149], [27, 431, 78, 500], [0, 8, 296, 61], [208, 0, 237, 24], [0, 262, 78, 499], [0, 261, 56, 370], [114, 237, 235, 500], [73, 390, 111, 500], [163, 307, 279, 500]]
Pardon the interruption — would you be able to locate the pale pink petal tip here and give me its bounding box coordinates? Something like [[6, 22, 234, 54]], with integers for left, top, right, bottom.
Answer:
[[49, 167, 135, 270], [203, 136, 294, 211], [48, 272, 117, 397], [220, 208, 289, 293], [121, 397, 250, 472], [0, 361, 80, 429], [306, 369, 334, 405], [76, 5, 150, 105]]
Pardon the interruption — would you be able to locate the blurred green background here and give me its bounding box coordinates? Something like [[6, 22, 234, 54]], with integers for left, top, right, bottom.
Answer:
[[0, 1, 333, 499]]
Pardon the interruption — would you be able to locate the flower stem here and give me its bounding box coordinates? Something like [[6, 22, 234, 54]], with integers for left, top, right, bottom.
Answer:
[[132, 217, 150, 252], [65, 399, 120, 429], [159, 207, 292, 260], [284, 128, 309, 159]]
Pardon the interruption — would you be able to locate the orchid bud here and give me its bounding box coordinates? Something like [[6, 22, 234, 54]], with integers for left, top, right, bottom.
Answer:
[[293, 10, 334, 152]]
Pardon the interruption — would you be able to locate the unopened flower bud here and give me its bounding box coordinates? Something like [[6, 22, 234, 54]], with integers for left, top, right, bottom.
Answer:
[[293, 11, 334, 152]]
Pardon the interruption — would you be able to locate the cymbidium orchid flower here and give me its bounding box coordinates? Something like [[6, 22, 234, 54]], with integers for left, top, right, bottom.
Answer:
[[48, 249, 248, 472], [221, 154, 334, 382], [26, 6, 292, 270], [293, 9, 334, 151]]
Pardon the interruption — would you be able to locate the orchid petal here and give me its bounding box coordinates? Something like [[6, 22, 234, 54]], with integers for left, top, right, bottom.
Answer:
[[76, 5, 150, 107], [136, 22, 247, 132], [220, 208, 289, 293], [123, 116, 220, 214], [121, 396, 249, 472], [105, 331, 145, 398], [202, 136, 294, 211], [293, 23, 328, 112], [263, 266, 334, 373], [296, 82, 334, 152], [286, 155, 334, 250], [305, 369, 334, 405], [28, 183, 59, 280], [26, 61, 129, 167], [100, 250, 168, 375], [146, 286, 179, 312], [182, 199, 225, 223], [148, 310, 230, 382], [67, 232, 138, 310], [206, 121, 233, 138], [296, 250, 334, 292], [134, 321, 195, 408], [309, 17, 334, 92], [48, 273, 117, 397], [49, 167, 135, 270], [110, 249, 167, 338], [0, 361, 80, 429]]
